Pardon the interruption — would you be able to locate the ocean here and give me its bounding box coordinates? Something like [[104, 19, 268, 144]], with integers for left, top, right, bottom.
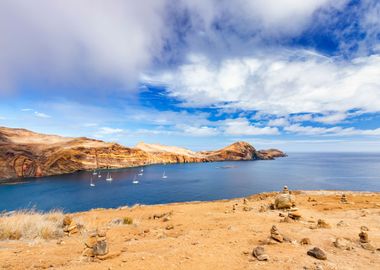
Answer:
[[1, 152, 380, 212]]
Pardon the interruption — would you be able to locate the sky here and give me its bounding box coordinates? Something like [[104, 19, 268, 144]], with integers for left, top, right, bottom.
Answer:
[[0, 0, 380, 152]]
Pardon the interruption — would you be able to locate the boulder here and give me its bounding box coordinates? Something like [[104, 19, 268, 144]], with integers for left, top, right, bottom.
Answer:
[[333, 238, 353, 250], [307, 247, 327, 260], [252, 246, 269, 261], [274, 193, 295, 209]]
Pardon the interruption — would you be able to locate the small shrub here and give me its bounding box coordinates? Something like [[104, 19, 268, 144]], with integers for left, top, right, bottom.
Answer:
[[0, 210, 65, 241], [123, 217, 133, 225]]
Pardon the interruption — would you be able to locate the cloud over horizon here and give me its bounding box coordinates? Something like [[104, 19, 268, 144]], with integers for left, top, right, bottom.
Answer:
[[0, 0, 380, 151]]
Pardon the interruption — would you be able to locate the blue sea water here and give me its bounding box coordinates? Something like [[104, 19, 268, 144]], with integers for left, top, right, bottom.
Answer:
[[1, 152, 380, 212]]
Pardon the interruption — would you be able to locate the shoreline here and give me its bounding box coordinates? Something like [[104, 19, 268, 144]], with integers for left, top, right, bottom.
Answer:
[[1, 190, 380, 269]]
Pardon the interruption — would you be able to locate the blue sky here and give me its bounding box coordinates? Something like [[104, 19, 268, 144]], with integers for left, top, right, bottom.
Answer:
[[0, 0, 380, 152]]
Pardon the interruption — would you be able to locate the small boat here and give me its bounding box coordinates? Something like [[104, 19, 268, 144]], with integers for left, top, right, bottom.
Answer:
[[106, 171, 113, 182], [132, 175, 139, 184], [162, 171, 167, 179], [98, 172, 102, 178], [141, 168, 144, 172], [138, 172, 143, 176], [90, 175, 95, 187], [92, 170, 98, 175]]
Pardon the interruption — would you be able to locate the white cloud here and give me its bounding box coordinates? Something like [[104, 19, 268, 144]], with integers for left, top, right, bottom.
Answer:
[[0, 0, 167, 92], [179, 125, 219, 136], [98, 127, 124, 135], [21, 108, 33, 112], [290, 114, 313, 122], [313, 112, 348, 124], [223, 118, 279, 136], [285, 124, 380, 136], [150, 51, 380, 117], [34, 111, 51, 118], [268, 118, 289, 127]]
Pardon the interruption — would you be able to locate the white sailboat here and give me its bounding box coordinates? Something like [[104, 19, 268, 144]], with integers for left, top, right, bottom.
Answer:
[[92, 170, 98, 175], [98, 171, 102, 178], [132, 175, 139, 184], [90, 175, 95, 187], [106, 171, 113, 182], [162, 171, 167, 179]]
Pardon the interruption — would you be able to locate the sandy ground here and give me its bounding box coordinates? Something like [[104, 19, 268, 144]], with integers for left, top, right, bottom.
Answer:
[[1, 190, 380, 270]]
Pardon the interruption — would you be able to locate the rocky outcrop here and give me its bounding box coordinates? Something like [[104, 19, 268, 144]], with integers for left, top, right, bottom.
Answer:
[[0, 126, 285, 181]]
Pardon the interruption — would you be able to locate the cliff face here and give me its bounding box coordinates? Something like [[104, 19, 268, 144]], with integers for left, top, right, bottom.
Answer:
[[0, 127, 285, 181]]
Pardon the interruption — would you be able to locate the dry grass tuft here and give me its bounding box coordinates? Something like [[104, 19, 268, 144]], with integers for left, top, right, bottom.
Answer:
[[0, 210, 65, 240]]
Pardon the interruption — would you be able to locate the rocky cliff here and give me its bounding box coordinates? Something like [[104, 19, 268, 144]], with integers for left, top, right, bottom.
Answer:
[[0, 127, 285, 181]]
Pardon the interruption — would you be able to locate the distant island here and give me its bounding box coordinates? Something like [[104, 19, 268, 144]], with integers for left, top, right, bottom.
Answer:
[[0, 126, 285, 181]]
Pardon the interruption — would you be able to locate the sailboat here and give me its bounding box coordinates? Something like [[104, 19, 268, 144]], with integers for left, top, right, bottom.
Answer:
[[162, 171, 167, 179], [98, 171, 102, 178], [132, 174, 139, 184], [90, 175, 95, 187], [92, 170, 98, 175], [106, 171, 113, 182]]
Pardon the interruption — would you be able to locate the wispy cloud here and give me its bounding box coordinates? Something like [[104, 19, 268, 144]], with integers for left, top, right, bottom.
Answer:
[[34, 111, 51, 118]]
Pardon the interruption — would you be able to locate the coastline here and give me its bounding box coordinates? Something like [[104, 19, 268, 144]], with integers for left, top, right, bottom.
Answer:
[[1, 190, 379, 269]]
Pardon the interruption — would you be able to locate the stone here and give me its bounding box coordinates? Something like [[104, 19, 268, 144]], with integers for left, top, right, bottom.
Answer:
[[274, 193, 295, 209], [336, 220, 348, 227], [288, 211, 301, 220], [252, 246, 269, 261], [340, 194, 348, 203], [165, 225, 174, 230], [360, 226, 369, 231], [359, 231, 369, 243], [282, 186, 289, 194], [279, 212, 285, 217], [93, 240, 109, 256], [333, 238, 353, 250], [259, 205, 268, 212], [270, 225, 283, 243], [243, 206, 253, 212], [163, 217, 170, 222], [280, 216, 294, 223], [317, 219, 331, 229], [82, 247, 95, 257], [307, 247, 327, 260], [97, 229, 107, 237], [85, 236, 97, 248], [63, 216, 72, 226], [300, 238, 311, 245], [243, 198, 248, 205], [361, 242, 375, 251]]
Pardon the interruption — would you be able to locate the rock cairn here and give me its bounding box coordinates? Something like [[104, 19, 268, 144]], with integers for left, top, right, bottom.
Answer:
[[340, 194, 348, 203], [63, 216, 78, 235], [82, 229, 109, 259], [273, 186, 295, 209], [270, 225, 283, 243]]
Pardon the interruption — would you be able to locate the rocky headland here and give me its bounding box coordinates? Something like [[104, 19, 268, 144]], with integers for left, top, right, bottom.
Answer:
[[0, 126, 286, 181]]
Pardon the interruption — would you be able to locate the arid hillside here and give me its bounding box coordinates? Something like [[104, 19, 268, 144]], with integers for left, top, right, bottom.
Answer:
[[0, 190, 379, 269], [0, 127, 285, 181]]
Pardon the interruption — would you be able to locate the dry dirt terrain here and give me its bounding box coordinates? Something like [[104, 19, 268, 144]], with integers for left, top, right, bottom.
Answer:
[[1, 190, 380, 270]]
